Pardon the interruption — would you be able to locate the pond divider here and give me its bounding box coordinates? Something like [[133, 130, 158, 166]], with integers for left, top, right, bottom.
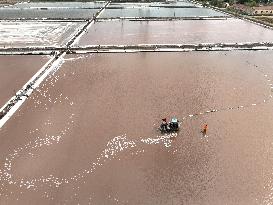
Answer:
[[0, 1, 111, 127], [0, 1, 272, 127], [0, 52, 64, 126], [97, 16, 230, 21], [1, 42, 272, 55], [0, 18, 88, 22]]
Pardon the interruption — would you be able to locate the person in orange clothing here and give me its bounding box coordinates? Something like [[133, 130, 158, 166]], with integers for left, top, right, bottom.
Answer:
[[202, 124, 208, 135]]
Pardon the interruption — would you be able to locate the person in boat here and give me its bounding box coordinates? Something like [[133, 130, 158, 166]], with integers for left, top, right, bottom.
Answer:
[[161, 118, 168, 132], [202, 124, 208, 135]]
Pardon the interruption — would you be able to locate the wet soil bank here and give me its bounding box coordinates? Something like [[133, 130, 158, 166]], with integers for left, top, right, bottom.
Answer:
[[1, 51, 273, 204]]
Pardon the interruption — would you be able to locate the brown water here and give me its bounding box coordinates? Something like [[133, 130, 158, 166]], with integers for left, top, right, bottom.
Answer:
[[1, 51, 273, 204], [77, 19, 273, 46], [0, 55, 49, 108]]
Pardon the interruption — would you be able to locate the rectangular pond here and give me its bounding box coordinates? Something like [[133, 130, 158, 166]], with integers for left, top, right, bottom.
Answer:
[[77, 19, 273, 46], [0, 8, 99, 19], [0, 51, 273, 204], [10, 1, 106, 9], [108, 1, 198, 8], [0, 21, 86, 48]]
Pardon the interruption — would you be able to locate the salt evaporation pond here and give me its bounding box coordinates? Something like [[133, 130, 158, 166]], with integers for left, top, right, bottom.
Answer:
[[0, 0, 273, 204], [0, 8, 99, 19], [108, 1, 198, 8], [77, 19, 273, 46], [1, 51, 273, 204], [10, 1, 106, 9], [100, 7, 226, 18], [0, 21, 86, 48]]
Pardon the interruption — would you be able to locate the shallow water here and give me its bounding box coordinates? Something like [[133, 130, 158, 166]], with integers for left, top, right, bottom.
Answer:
[[0, 21, 85, 48], [0, 0, 273, 204], [0, 8, 99, 19], [1, 51, 273, 204], [0, 55, 49, 108], [108, 1, 198, 8], [10, 1, 106, 9], [77, 19, 273, 46]]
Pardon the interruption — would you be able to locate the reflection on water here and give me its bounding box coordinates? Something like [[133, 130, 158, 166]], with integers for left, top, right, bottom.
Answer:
[[100, 7, 227, 18], [108, 1, 198, 8], [78, 19, 273, 46]]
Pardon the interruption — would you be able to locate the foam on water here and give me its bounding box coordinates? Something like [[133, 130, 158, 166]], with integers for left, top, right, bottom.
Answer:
[[0, 50, 272, 202], [0, 113, 178, 200], [1, 53, 271, 196]]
